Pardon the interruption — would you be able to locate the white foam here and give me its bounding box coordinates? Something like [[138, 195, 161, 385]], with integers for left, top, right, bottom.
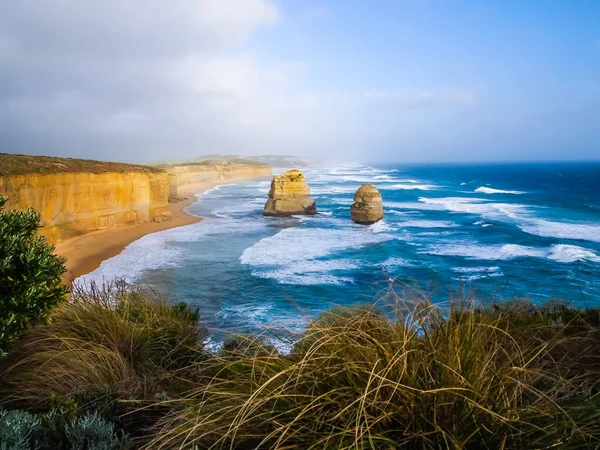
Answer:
[[426, 242, 600, 264], [451, 266, 504, 281], [381, 256, 416, 269], [381, 183, 437, 191], [519, 218, 600, 243], [400, 220, 458, 228], [256, 259, 359, 286], [452, 266, 501, 273], [76, 232, 185, 286], [426, 243, 546, 260], [418, 197, 528, 219], [475, 186, 526, 195], [77, 217, 268, 286], [240, 226, 394, 285], [369, 220, 395, 233], [547, 244, 600, 263], [241, 227, 392, 267]]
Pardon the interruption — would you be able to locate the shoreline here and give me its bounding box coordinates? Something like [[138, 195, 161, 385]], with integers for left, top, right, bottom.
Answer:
[[54, 180, 235, 283]]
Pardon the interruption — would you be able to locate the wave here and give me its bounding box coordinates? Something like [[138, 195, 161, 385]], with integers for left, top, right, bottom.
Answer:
[[77, 217, 269, 286], [381, 183, 437, 191], [400, 220, 458, 228], [519, 218, 600, 244], [475, 186, 526, 195], [240, 226, 394, 285], [417, 197, 528, 219], [451, 266, 504, 281], [381, 256, 415, 270], [426, 242, 600, 264]]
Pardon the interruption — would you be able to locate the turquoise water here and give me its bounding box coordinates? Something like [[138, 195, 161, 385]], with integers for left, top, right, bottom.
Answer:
[[80, 163, 600, 347]]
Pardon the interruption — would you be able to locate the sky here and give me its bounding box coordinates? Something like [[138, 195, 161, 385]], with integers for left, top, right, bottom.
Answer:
[[0, 0, 599, 164]]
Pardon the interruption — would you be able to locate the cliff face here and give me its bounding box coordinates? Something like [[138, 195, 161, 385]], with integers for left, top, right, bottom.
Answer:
[[0, 154, 272, 245], [166, 163, 272, 200], [0, 172, 171, 243]]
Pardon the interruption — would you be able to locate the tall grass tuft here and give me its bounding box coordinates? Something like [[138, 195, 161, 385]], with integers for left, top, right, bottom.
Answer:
[[151, 296, 600, 449], [0, 280, 207, 440]]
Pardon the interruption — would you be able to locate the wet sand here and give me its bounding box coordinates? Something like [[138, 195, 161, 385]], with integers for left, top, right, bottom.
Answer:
[[54, 181, 219, 283]]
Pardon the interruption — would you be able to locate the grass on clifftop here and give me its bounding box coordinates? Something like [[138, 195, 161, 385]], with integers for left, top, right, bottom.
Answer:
[[1, 283, 600, 449], [155, 158, 270, 170], [0, 153, 165, 176]]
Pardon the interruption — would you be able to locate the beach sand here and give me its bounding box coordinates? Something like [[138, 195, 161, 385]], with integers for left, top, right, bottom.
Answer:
[[54, 181, 220, 283]]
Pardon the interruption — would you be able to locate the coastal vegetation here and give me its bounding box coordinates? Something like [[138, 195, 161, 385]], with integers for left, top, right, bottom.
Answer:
[[1, 196, 600, 449], [0, 196, 68, 354], [1, 278, 600, 448], [0, 153, 164, 176]]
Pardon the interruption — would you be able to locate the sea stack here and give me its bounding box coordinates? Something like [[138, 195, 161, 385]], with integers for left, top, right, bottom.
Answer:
[[351, 184, 384, 224], [263, 169, 317, 216]]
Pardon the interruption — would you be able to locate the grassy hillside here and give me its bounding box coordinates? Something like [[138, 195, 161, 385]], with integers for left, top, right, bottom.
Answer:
[[154, 154, 316, 167], [156, 158, 269, 169], [0, 153, 164, 176], [1, 283, 600, 449]]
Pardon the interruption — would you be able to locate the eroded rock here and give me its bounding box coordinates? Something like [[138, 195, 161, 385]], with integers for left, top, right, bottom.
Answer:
[[351, 184, 384, 224], [263, 169, 317, 216]]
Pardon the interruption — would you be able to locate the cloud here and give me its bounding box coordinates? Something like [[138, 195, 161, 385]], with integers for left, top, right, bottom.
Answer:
[[363, 90, 477, 107], [0, 0, 478, 163]]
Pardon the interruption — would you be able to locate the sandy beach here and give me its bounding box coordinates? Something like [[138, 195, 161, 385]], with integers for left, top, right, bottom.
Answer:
[[54, 181, 220, 283]]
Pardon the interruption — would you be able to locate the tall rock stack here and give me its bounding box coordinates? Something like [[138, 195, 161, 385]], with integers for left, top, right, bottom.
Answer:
[[351, 184, 384, 224], [263, 169, 317, 216]]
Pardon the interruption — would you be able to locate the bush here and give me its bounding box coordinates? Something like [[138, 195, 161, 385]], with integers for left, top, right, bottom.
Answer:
[[0, 281, 207, 442], [0, 195, 68, 354], [0, 407, 127, 450], [0, 409, 42, 450], [151, 299, 600, 449]]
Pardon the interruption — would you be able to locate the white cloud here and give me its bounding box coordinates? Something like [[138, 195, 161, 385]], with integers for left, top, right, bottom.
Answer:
[[0, 0, 479, 162]]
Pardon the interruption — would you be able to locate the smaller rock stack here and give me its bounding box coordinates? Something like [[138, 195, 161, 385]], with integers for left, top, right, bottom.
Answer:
[[351, 184, 384, 224], [263, 169, 317, 216]]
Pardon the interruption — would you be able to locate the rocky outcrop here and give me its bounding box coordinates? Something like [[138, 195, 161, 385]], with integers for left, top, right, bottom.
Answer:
[[351, 184, 384, 224], [0, 172, 171, 243], [263, 169, 317, 216]]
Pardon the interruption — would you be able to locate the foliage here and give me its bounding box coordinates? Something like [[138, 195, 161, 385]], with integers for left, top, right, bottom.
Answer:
[[151, 298, 600, 449], [0, 407, 127, 450], [0, 196, 68, 354], [0, 409, 41, 450], [65, 411, 127, 450], [2, 281, 600, 449], [0, 281, 207, 441]]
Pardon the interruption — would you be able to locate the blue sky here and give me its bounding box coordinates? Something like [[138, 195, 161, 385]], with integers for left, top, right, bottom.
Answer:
[[0, 0, 598, 162]]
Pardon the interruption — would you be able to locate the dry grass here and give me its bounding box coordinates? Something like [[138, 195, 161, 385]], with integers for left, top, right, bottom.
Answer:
[[0, 153, 164, 176], [150, 296, 600, 449], [0, 281, 207, 441], [2, 284, 600, 449]]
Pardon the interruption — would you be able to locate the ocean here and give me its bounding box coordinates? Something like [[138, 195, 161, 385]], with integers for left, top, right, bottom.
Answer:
[[78, 163, 600, 348]]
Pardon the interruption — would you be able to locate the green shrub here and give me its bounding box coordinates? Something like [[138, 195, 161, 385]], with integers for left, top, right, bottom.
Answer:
[[0, 408, 127, 450], [0, 409, 42, 450], [0, 196, 68, 354], [65, 411, 127, 450]]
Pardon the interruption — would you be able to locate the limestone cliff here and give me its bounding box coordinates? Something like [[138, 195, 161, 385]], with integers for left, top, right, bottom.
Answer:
[[164, 161, 272, 201], [351, 184, 384, 224], [263, 169, 317, 216], [0, 172, 171, 243], [0, 154, 272, 244]]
